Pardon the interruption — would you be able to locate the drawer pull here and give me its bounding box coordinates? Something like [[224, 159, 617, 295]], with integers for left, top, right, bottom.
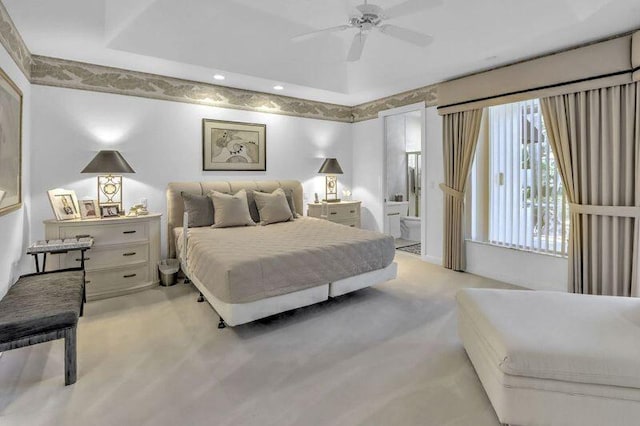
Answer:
[[123, 273, 137, 278], [75, 257, 90, 262], [350, 210, 355, 213], [123, 230, 137, 234], [122, 252, 136, 257], [85, 280, 91, 284], [75, 234, 91, 239], [330, 212, 337, 215], [387, 212, 400, 216]]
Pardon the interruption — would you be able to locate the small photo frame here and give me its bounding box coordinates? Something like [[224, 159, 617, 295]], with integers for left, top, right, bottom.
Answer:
[[79, 199, 99, 219], [100, 204, 121, 218], [47, 188, 81, 221]]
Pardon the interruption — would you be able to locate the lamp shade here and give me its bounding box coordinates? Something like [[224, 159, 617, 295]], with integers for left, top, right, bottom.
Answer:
[[81, 150, 135, 174], [317, 158, 343, 174]]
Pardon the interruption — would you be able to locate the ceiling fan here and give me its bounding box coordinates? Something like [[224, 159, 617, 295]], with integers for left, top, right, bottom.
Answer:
[[292, 0, 440, 62]]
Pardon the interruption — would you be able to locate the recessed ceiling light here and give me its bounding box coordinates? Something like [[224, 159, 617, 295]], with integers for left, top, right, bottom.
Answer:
[[273, 85, 284, 91], [213, 74, 225, 81]]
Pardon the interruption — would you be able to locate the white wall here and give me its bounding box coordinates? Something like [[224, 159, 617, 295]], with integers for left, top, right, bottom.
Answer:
[[30, 86, 352, 257], [0, 46, 31, 297], [466, 241, 568, 291], [352, 117, 384, 232], [423, 107, 443, 264]]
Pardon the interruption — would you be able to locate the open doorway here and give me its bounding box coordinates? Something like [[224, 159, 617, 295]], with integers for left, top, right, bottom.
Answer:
[[381, 105, 426, 256]]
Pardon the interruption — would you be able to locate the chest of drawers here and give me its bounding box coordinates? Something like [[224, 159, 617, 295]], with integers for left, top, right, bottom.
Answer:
[[44, 214, 161, 300], [307, 201, 361, 228]]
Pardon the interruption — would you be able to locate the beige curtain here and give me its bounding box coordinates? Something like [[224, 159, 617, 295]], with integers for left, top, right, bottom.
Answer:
[[540, 83, 640, 296], [441, 109, 484, 271]]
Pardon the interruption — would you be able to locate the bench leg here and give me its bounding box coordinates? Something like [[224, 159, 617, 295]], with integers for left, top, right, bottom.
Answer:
[[65, 327, 77, 385]]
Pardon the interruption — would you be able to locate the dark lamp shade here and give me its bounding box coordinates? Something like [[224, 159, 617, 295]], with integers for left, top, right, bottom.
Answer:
[[317, 158, 343, 175], [81, 150, 135, 174]]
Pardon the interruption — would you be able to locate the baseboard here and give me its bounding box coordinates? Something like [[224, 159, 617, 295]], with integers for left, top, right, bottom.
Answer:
[[421, 255, 442, 265]]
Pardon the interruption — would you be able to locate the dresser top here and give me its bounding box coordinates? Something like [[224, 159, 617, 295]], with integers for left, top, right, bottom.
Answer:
[[307, 200, 360, 206], [44, 212, 161, 225]]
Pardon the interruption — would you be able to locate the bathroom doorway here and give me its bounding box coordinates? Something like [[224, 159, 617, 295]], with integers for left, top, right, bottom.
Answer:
[[381, 104, 426, 255]]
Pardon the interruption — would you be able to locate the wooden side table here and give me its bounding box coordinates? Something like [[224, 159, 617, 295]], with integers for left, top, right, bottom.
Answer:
[[307, 200, 361, 228]]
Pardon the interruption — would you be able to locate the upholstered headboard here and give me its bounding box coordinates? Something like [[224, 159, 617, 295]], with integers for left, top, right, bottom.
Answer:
[[166, 180, 304, 258]]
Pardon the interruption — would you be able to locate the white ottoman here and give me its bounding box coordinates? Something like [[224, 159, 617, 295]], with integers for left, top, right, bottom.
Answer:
[[456, 288, 640, 426]]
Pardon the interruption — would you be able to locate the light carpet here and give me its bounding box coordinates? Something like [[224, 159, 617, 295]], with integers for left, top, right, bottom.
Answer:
[[0, 252, 518, 426]]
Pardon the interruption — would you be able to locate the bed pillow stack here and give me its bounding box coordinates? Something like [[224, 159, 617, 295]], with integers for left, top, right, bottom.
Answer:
[[253, 188, 294, 225], [181, 192, 214, 227], [209, 189, 256, 228]]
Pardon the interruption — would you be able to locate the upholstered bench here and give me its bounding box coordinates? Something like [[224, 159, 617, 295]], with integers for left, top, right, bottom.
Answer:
[[456, 288, 640, 426], [0, 269, 84, 385]]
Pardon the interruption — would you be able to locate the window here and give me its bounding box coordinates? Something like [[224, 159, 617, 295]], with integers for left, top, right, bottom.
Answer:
[[472, 99, 569, 256]]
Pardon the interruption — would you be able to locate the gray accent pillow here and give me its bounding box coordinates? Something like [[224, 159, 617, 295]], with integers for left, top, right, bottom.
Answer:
[[181, 192, 214, 227], [253, 188, 294, 225], [282, 188, 299, 218], [209, 189, 256, 228], [245, 190, 261, 223]]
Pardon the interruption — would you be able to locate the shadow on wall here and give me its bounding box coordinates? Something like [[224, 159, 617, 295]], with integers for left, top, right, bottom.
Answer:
[[360, 207, 380, 233]]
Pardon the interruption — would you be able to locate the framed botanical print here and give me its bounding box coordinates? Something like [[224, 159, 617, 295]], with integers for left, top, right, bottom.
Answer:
[[47, 188, 81, 221], [0, 67, 23, 216], [202, 119, 266, 171]]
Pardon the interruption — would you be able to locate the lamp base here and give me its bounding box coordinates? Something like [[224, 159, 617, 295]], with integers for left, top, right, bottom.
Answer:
[[322, 199, 341, 203]]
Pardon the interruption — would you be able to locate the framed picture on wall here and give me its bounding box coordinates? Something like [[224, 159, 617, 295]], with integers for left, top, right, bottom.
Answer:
[[0, 67, 23, 217], [202, 119, 266, 171], [47, 188, 81, 221], [79, 199, 99, 219]]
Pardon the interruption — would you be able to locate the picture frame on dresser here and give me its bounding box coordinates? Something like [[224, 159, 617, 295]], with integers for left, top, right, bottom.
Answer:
[[0, 66, 23, 217], [100, 203, 120, 218], [47, 188, 81, 221], [79, 199, 99, 219], [202, 119, 266, 171]]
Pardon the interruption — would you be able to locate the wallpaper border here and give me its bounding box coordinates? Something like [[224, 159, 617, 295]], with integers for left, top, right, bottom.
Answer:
[[0, 0, 31, 79]]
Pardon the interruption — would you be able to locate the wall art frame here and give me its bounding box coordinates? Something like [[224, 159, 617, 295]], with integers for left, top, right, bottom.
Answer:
[[0, 66, 22, 217], [202, 119, 266, 171]]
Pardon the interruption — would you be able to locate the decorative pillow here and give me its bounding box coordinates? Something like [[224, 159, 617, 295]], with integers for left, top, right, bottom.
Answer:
[[283, 188, 299, 218], [245, 190, 261, 223], [209, 189, 256, 228], [253, 188, 294, 225], [181, 192, 214, 227]]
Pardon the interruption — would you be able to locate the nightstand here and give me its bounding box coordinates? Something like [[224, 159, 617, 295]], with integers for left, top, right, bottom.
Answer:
[[43, 213, 161, 301], [307, 201, 361, 228]]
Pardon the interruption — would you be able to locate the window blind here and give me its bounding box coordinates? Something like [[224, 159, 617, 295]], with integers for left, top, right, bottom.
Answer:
[[488, 99, 569, 256]]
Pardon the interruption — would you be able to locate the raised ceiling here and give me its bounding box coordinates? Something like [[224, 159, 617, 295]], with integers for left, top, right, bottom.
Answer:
[[4, 0, 640, 105]]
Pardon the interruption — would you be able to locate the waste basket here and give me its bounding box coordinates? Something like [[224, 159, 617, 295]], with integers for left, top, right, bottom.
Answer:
[[158, 259, 180, 286]]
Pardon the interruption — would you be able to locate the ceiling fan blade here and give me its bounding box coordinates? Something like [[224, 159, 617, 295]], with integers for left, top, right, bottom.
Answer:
[[382, 0, 442, 19], [378, 24, 433, 47], [292, 24, 351, 42], [356, 3, 384, 16], [347, 32, 368, 62]]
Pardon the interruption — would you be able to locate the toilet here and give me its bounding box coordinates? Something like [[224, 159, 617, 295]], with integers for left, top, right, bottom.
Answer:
[[400, 216, 420, 241]]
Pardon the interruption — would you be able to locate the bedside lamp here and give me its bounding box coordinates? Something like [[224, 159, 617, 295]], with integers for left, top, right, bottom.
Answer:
[[81, 150, 135, 212], [318, 158, 343, 203]]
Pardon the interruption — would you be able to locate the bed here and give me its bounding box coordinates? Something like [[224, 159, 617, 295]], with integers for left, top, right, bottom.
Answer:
[[167, 180, 397, 327]]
